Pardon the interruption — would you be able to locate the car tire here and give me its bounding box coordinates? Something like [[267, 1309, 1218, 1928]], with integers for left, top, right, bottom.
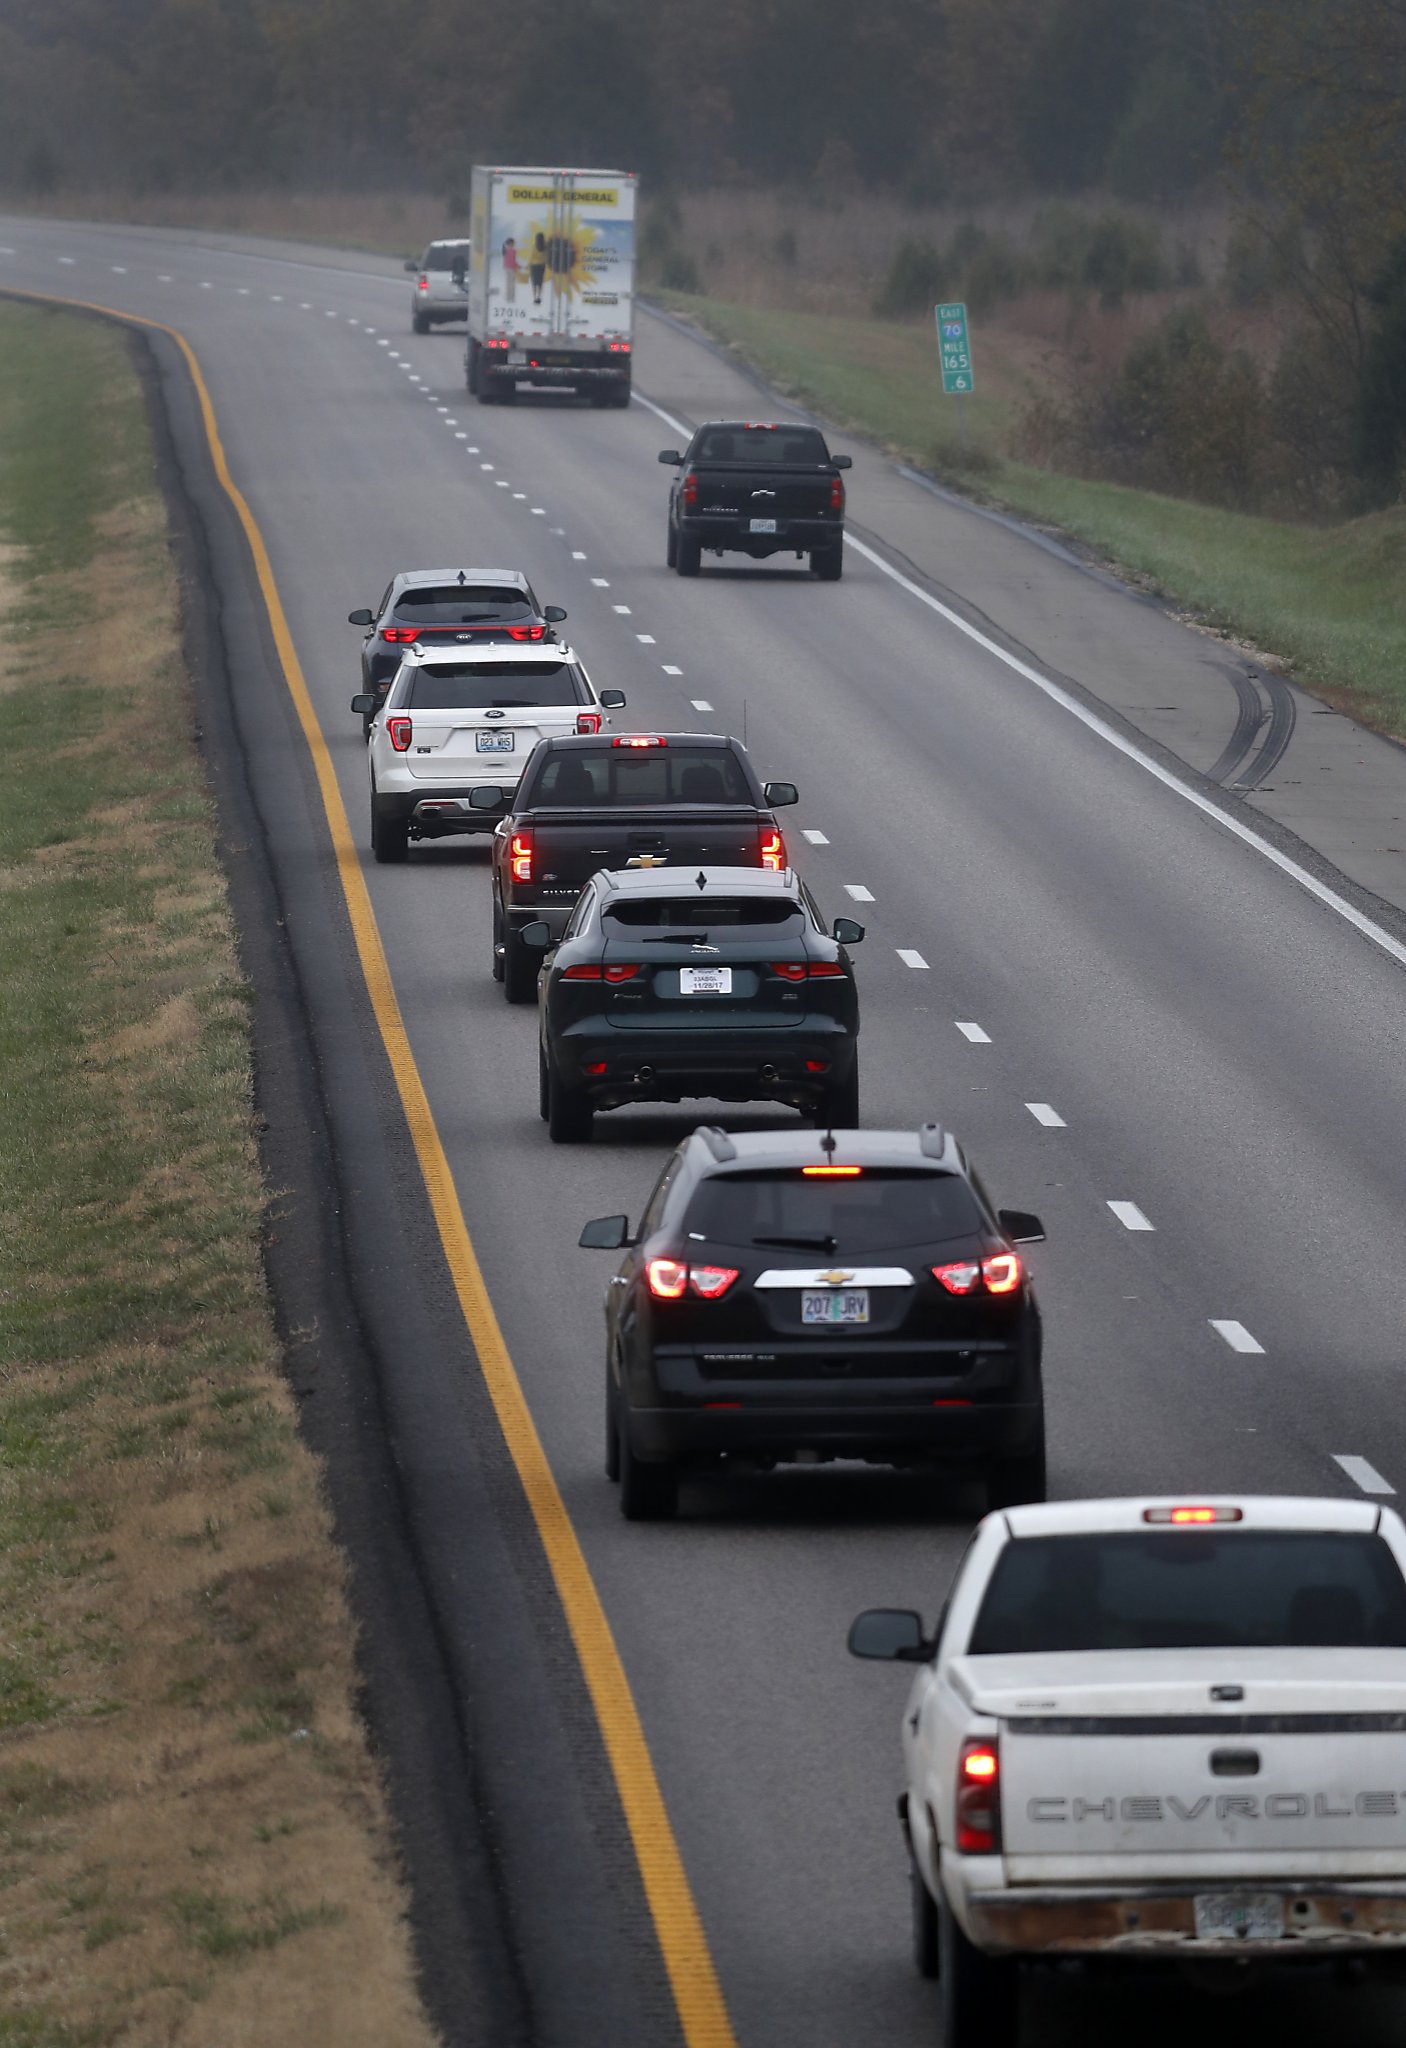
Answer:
[[814, 1070, 859, 1129], [370, 803, 409, 865], [466, 340, 480, 393], [503, 931, 537, 1004], [618, 1413, 677, 1521], [412, 311, 429, 335], [666, 522, 678, 569], [538, 1042, 550, 1122], [547, 1063, 593, 1144], [986, 1434, 1047, 1511], [605, 1371, 620, 1481], [939, 1893, 1018, 2048], [813, 541, 844, 581], [676, 534, 701, 578], [491, 901, 505, 983], [610, 380, 632, 409], [911, 1860, 940, 1980]]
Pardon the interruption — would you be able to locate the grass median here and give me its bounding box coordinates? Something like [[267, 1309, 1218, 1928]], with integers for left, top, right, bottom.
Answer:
[[0, 301, 437, 2043], [654, 288, 1406, 744]]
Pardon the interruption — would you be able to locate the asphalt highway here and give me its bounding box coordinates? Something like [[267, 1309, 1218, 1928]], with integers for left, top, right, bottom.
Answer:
[[7, 219, 1406, 2047]]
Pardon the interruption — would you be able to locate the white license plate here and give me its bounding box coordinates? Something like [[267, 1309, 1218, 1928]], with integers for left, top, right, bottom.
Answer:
[[749, 517, 778, 534], [475, 731, 514, 753], [679, 966, 732, 995], [508, 349, 526, 365], [1193, 1893, 1285, 1942], [802, 1290, 870, 1325]]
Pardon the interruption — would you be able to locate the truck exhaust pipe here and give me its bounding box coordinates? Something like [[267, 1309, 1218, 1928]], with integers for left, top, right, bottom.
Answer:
[[634, 1066, 655, 1086], [760, 1064, 779, 1085]]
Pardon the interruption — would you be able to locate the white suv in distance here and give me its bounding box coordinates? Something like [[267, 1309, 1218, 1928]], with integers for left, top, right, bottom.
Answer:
[[357, 643, 625, 864], [405, 239, 471, 332]]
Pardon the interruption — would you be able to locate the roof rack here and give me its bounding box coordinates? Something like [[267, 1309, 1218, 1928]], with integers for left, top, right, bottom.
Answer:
[[917, 1121, 947, 1160], [698, 1126, 737, 1163]]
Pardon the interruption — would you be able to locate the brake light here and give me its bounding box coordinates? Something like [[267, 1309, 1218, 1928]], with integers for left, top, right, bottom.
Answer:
[[646, 1258, 688, 1299], [802, 1164, 861, 1177], [769, 960, 844, 980], [418, 276, 428, 292], [956, 1739, 1001, 1854], [608, 341, 631, 353], [561, 964, 602, 979], [380, 627, 420, 644], [613, 735, 666, 748], [982, 1253, 1022, 1295], [759, 829, 785, 872], [681, 473, 698, 509], [829, 474, 845, 512], [575, 711, 603, 735], [510, 831, 533, 883], [386, 716, 413, 752], [933, 1253, 1023, 1296], [606, 963, 641, 982], [507, 624, 547, 642], [1144, 1504, 1244, 1525], [933, 1261, 980, 1295], [689, 1265, 739, 1299]]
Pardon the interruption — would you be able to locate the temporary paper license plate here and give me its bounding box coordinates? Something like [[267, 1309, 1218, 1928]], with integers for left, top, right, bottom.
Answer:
[[802, 1290, 870, 1325], [749, 517, 778, 534], [475, 730, 514, 753], [1193, 1894, 1285, 1942], [679, 966, 732, 995]]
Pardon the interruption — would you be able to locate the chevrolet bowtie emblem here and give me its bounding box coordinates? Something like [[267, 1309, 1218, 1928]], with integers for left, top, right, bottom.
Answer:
[[626, 854, 669, 868], [817, 1269, 854, 1286]]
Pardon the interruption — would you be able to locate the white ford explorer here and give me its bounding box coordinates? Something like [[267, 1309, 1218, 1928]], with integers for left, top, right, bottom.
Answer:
[[357, 641, 625, 864], [851, 1495, 1406, 2045]]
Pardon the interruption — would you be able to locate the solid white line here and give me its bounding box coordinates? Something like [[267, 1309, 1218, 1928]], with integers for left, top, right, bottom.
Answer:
[[1108, 1200, 1154, 1231], [633, 382, 1406, 979], [897, 949, 929, 970], [956, 1021, 991, 1042], [612, 604, 632, 614], [638, 634, 656, 644], [1210, 1319, 1265, 1355], [690, 699, 713, 711], [844, 885, 875, 902], [802, 829, 829, 845], [662, 665, 683, 677], [1334, 1454, 1396, 1496], [1025, 1103, 1067, 1128]]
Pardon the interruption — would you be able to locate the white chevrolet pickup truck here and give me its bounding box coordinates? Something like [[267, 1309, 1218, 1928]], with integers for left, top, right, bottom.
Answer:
[[850, 1496, 1406, 2045]]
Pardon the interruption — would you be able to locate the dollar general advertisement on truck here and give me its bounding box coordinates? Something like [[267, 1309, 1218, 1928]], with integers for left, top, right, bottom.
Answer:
[[467, 167, 637, 408]]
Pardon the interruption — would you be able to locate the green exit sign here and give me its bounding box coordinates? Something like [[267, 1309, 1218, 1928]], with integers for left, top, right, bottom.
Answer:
[[936, 302, 974, 394]]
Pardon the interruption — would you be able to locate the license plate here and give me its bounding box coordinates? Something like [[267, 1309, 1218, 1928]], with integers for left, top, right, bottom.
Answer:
[[749, 517, 778, 534], [475, 731, 514, 753], [1193, 1893, 1285, 1942], [508, 349, 526, 365], [679, 966, 732, 995], [802, 1290, 870, 1325]]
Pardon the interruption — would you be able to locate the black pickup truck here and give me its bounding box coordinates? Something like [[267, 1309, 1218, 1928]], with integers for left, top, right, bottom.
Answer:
[[659, 419, 852, 581], [484, 732, 799, 1002]]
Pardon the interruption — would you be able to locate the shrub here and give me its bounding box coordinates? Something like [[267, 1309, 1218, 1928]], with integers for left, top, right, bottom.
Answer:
[[964, 234, 1027, 314], [1267, 323, 1358, 512], [1028, 206, 1164, 303], [1223, 215, 1300, 307], [873, 237, 946, 317], [1103, 307, 1265, 504]]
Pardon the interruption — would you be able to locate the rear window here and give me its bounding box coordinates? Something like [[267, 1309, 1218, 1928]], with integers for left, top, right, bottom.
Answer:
[[530, 748, 751, 807], [683, 1169, 980, 1256], [405, 662, 582, 709], [605, 897, 799, 928], [394, 586, 534, 623], [425, 242, 470, 268], [692, 425, 830, 465], [968, 1532, 1406, 1655]]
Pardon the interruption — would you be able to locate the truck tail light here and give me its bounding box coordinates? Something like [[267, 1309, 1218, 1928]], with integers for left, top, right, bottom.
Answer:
[[508, 625, 546, 642], [933, 1254, 1022, 1296], [829, 474, 845, 512], [613, 735, 666, 748], [380, 627, 420, 644], [956, 1739, 1002, 1854], [575, 711, 603, 734], [509, 831, 533, 883], [386, 716, 413, 752], [759, 828, 785, 872], [681, 473, 699, 509]]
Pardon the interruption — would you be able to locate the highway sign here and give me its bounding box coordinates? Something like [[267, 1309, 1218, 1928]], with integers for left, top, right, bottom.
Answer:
[[936, 301, 974, 394]]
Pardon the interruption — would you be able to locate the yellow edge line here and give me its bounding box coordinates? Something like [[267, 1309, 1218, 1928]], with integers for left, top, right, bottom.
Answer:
[[7, 286, 737, 2048]]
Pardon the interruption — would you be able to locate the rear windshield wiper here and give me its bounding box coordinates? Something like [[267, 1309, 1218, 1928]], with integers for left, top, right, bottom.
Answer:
[[752, 1234, 838, 1253]]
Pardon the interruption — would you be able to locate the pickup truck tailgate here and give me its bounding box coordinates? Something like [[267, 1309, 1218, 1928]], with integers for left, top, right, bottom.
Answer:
[[958, 1652, 1406, 1870], [529, 809, 771, 895], [694, 469, 832, 519]]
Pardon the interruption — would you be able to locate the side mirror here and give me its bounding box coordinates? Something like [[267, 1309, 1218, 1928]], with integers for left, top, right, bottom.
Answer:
[[847, 1609, 931, 1663], [544, 605, 568, 623], [518, 920, 552, 949], [762, 780, 799, 808], [351, 693, 376, 716], [348, 608, 375, 626], [832, 917, 865, 945], [599, 689, 627, 709], [403, 259, 418, 274], [579, 1214, 631, 1250], [998, 1208, 1046, 1245], [658, 449, 682, 465], [467, 785, 506, 810], [832, 453, 853, 471]]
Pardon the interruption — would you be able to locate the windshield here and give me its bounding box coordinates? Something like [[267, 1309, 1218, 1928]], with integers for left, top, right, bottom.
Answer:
[[394, 586, 534, 622], [692, 425, 830, 465], [405, 663, 581, 709], [425, 243, 470, 269], [683, 1170, 980, 1256], [530, 748, 751, 806], [968, 1532, 1406, 1654]]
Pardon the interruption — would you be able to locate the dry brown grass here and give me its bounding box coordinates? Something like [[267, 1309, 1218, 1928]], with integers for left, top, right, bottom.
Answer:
[[0, 302, 439, 2044]]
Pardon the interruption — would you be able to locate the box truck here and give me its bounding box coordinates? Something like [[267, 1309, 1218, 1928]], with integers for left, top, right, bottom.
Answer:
[[466, 167, 636, 408]]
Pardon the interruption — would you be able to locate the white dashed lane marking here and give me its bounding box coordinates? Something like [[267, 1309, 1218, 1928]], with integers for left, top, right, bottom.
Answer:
[[1335, 1455, 1395, 1495], [1210, 1320, 1265, 1355], [0, 247, 15, 255], [662, 665, 683, 677], [844, 885, 874, 902], [1107, 1201, 1154, 1232], [1025, 1103, 1067, 1128], [638, 634, 656, 644], [454, 432, 468, 439], [495, 479, 510, 488], [897, 949, 929, 970], [111, 265, 127, 274], [612, 604, 632, 615], [58, 256, 76, 265], [956, 1021, 991, 1042], [572, 551, 587, 560], [480, 462, 494, 470], [513, 491, 526, 499], [802, 829, 829, 845], [532, 507, 546, 516], [200, 281, 213, 290], [591, 577, 610, 587], [690, 699, 713, 712]]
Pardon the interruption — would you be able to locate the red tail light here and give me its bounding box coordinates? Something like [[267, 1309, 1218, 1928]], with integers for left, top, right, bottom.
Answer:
[[564, 962, 641, 982], [613, 735, 666, 748], [759, 829, 785, 872], [386, 716, 413, 752], [681, 473, 699, 509], [829, 474, 845, 512], [646, 1258, 688, 1299], [689, 1265, 739, 1298], [605, 963, 641, 982], [956, 1739, 1001, 1854], [380, 627, 420, 644], [769, 960, 844, 980], [507, 624, 546, 642], [932, 1254, 1023, 1296], [575, 711, 603, 734], [418, 276, 428, 292], [982, 1253, 1022, 1295], [509, 831, 533, 883], [607, 341, 631, 353]]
